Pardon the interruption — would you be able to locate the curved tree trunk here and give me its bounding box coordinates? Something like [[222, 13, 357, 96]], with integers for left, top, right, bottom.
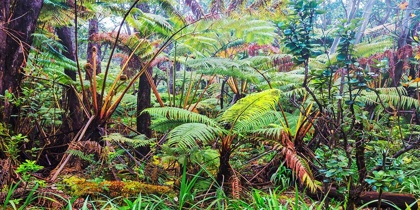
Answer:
[[0, 0, 44, 131], [354, 0, 376, 44]]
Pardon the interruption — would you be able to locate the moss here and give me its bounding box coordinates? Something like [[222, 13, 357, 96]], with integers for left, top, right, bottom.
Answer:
[[61, 176, 174, 198]]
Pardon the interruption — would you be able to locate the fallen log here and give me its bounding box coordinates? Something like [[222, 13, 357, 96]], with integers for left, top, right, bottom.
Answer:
[[308, 187, 418, 210], [358, 191, 418, 210]]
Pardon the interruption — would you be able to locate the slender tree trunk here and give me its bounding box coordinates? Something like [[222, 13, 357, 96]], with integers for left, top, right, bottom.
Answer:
[[56, 26, 83, 131], [169, 65, 174, 94], [322, 0, 327, 30], [393, 0, 418, 86], [330, 0, 358, 54], [87, 17, 101, 74], [354, 0, 376, 44], [378, 0, 392, 25], [0, 0, 44, 131], [0, 0, 10, 87]]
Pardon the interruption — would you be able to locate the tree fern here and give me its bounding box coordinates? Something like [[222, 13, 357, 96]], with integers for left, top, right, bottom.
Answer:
[[151, 119, 191, 132], [252, 126, 285, 140], [126, 11, 174, 37], [221, 89, 280, 127]]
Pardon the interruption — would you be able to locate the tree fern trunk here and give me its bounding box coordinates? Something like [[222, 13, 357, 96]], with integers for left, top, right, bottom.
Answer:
[[136, 67, 152, 155], [56, 26, 83, 132], [217, 147, 231, 186]]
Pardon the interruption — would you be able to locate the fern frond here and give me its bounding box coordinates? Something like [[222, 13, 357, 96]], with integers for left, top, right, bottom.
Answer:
[[167, 123, 223, 151], [106, 133, 154, 148], [143, 107, 218, 126], [265, 131, 319, 193], [253, 126, 285, 140], [355, 39, 393, 58], [282, 87, 306, 98], [151, 119, 189, 132], [357, 87, 420, 111], [234, 110, 283, 133], [222, 89, 280, 127], [66, 150, 95, 163], [126, 11, 173, 37]]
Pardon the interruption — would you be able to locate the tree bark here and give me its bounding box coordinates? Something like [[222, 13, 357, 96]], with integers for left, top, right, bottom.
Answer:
[[134, 2, 152, 156], [56, 26, 83, 131], [354, 0, 376, 44], [0, 0, 44, 130], [136, 67, 152, 155]]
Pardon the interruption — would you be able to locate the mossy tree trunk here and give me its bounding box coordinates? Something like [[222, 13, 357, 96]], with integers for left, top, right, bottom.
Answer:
[[0, 0, 44, 132]]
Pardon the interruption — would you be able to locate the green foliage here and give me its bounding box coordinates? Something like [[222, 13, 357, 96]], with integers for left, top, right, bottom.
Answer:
[[0, 132, 29, 163], [221, 89, 280, 128], [4, 0, 420, 209], [106, 133, 153, 148], [66, 149, 96, 163], [144, 106, 218, 126], [281, 0, 324, 65], [167, 123, 222, 150], [365, 157, 405, 192], [357, 87, 420, 111]]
